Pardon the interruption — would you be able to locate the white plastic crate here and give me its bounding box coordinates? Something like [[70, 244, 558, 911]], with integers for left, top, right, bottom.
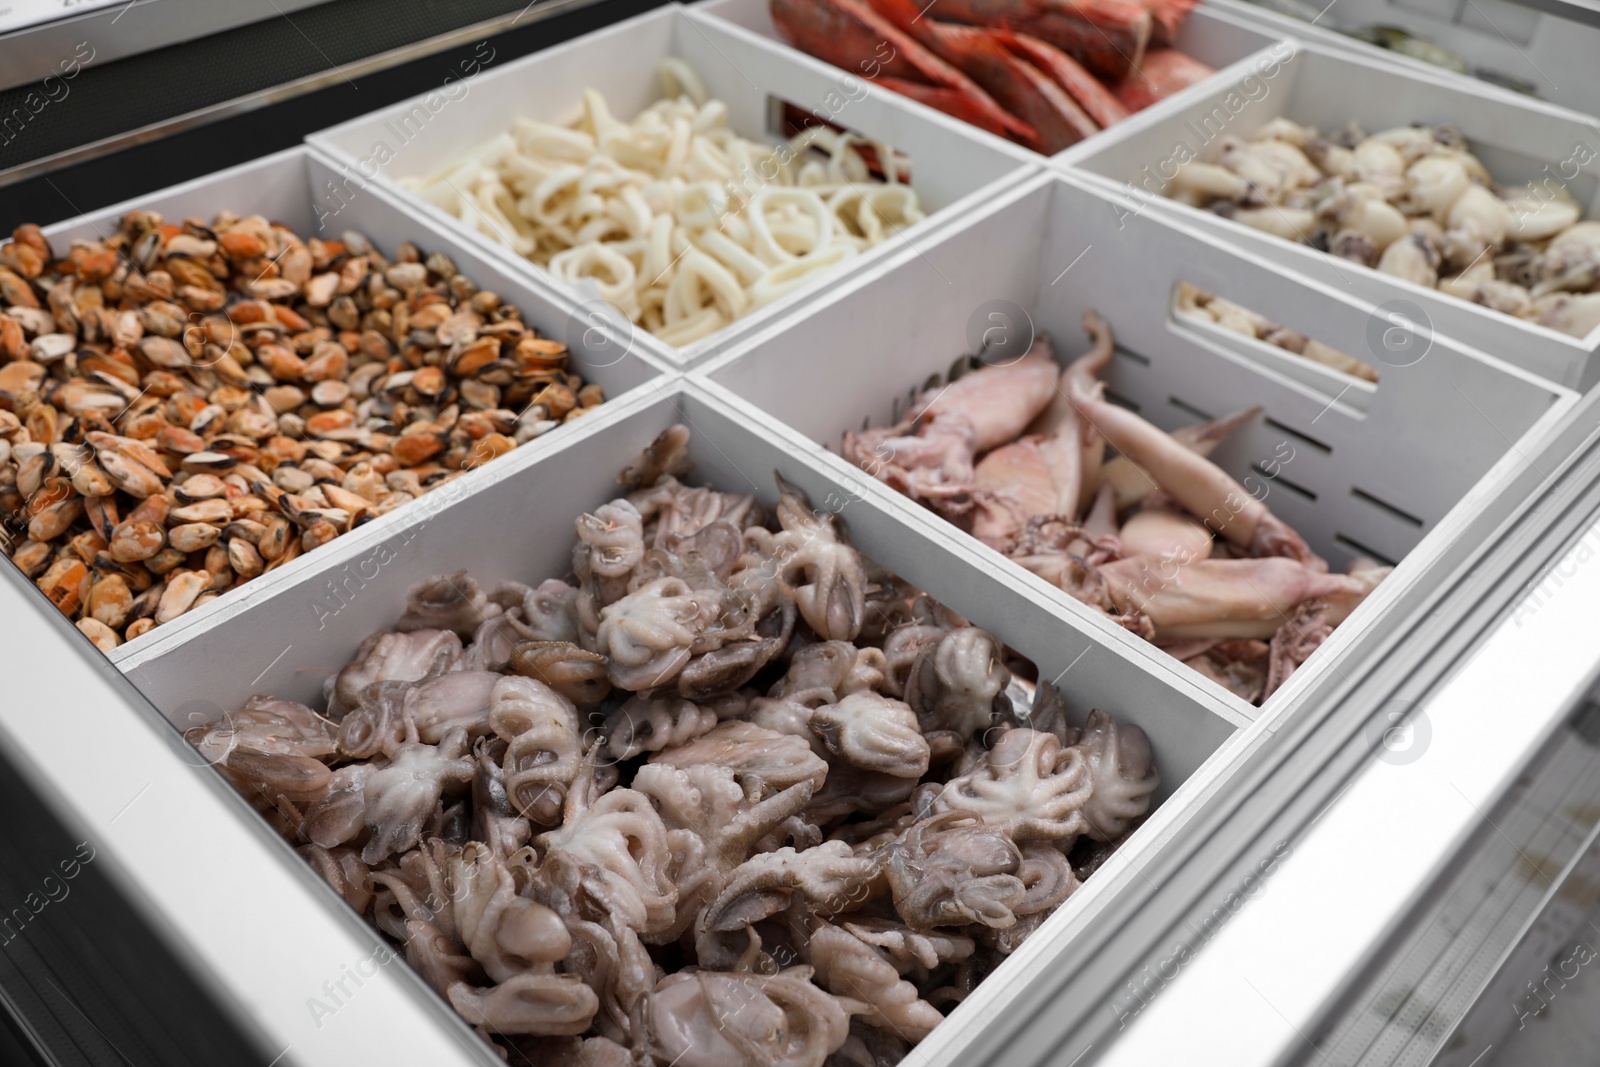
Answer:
[[699, 169, 1577, 713], [117, 377, 1252, 1067], [1059, 37, 1600, 388], [21, 145, 672, 665], [307, 5, 1036, 368]]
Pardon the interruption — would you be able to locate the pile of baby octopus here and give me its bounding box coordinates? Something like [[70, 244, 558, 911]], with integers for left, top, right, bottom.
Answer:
[[1165, 119, 1600, 339], [844, 314, 1389, 705], [195, 425, 1159, 1067], [0, 214, 602, 649]]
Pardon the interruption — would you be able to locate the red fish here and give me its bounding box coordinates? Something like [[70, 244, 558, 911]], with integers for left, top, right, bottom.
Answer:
[[1140, 0, 1198, 46], [996, 30, 1130, 128], [1112, 47, 1215, 111], [876, 77, 1040, 141], [770, 0, 1037, 143], [898, 0, 1153, 81], [868, 0, 1100, 152]]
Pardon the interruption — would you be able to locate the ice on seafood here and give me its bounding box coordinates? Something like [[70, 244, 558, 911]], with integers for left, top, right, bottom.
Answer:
[[845, 312, 1388, 704], [200, 425, 1160, 1066]]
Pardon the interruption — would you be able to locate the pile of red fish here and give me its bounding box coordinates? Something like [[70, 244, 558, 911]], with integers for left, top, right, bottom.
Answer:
[[772, 0, 1217, 154]]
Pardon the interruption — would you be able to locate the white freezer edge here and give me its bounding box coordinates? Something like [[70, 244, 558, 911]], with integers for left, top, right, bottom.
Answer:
[[1099, 516, 1600, 1067]]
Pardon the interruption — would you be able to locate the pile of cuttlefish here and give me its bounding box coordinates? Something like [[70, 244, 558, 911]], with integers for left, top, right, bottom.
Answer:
[[845, 312, 1389, 705], [194, 425, 1160, 1067]]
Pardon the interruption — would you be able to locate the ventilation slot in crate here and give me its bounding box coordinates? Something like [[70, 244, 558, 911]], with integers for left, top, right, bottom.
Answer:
[[1265, 416, 1333, 456], [1104, 388, 1141, 412], [1333, 533, 1400, 569], [1255, 466, 1317, 503], [1352, 486, 1426, 529], [1167, 395, 1215, 423]]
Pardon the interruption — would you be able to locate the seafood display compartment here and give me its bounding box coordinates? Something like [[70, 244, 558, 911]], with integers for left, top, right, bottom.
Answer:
[[1060, 38, 1600, 388], [306, 6, 1036, 369], [699, 169, 1575, 713], [25, 146, 671, 667], [691, 0, 1284, 156], [118, 379, 1249, 1065]]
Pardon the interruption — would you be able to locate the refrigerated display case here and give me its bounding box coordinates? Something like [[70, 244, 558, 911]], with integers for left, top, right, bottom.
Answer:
[[4, 0, 1600, 1064]]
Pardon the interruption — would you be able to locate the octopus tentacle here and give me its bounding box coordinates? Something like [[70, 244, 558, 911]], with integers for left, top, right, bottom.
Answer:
[[398, 572, 500, 636], [809, 923, 944, 1042], [447, 972, 599, 1036], [931, 728, 1093, 843], [649, 968, 849, 1067], [1072, 710, 1159, 841], [360, 727, 475, 864], [490, 676, 583, 826]]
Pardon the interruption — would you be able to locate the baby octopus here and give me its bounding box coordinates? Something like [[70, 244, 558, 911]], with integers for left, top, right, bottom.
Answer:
[[199, 425, 1162, 1065]]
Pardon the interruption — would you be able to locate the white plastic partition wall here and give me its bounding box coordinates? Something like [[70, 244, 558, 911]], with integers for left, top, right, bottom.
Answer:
[[1101, 475, 1600, 1067], [0, 564, 493, 1067], [98, 379, 1248, 1067]]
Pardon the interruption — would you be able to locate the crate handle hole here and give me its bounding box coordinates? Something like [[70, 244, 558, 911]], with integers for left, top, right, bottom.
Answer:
[[768, 97, 913, 183], [1254, 465, 1316, 502], [1167, 395, 1215, 423], [1168, 281, 1380, 415]]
